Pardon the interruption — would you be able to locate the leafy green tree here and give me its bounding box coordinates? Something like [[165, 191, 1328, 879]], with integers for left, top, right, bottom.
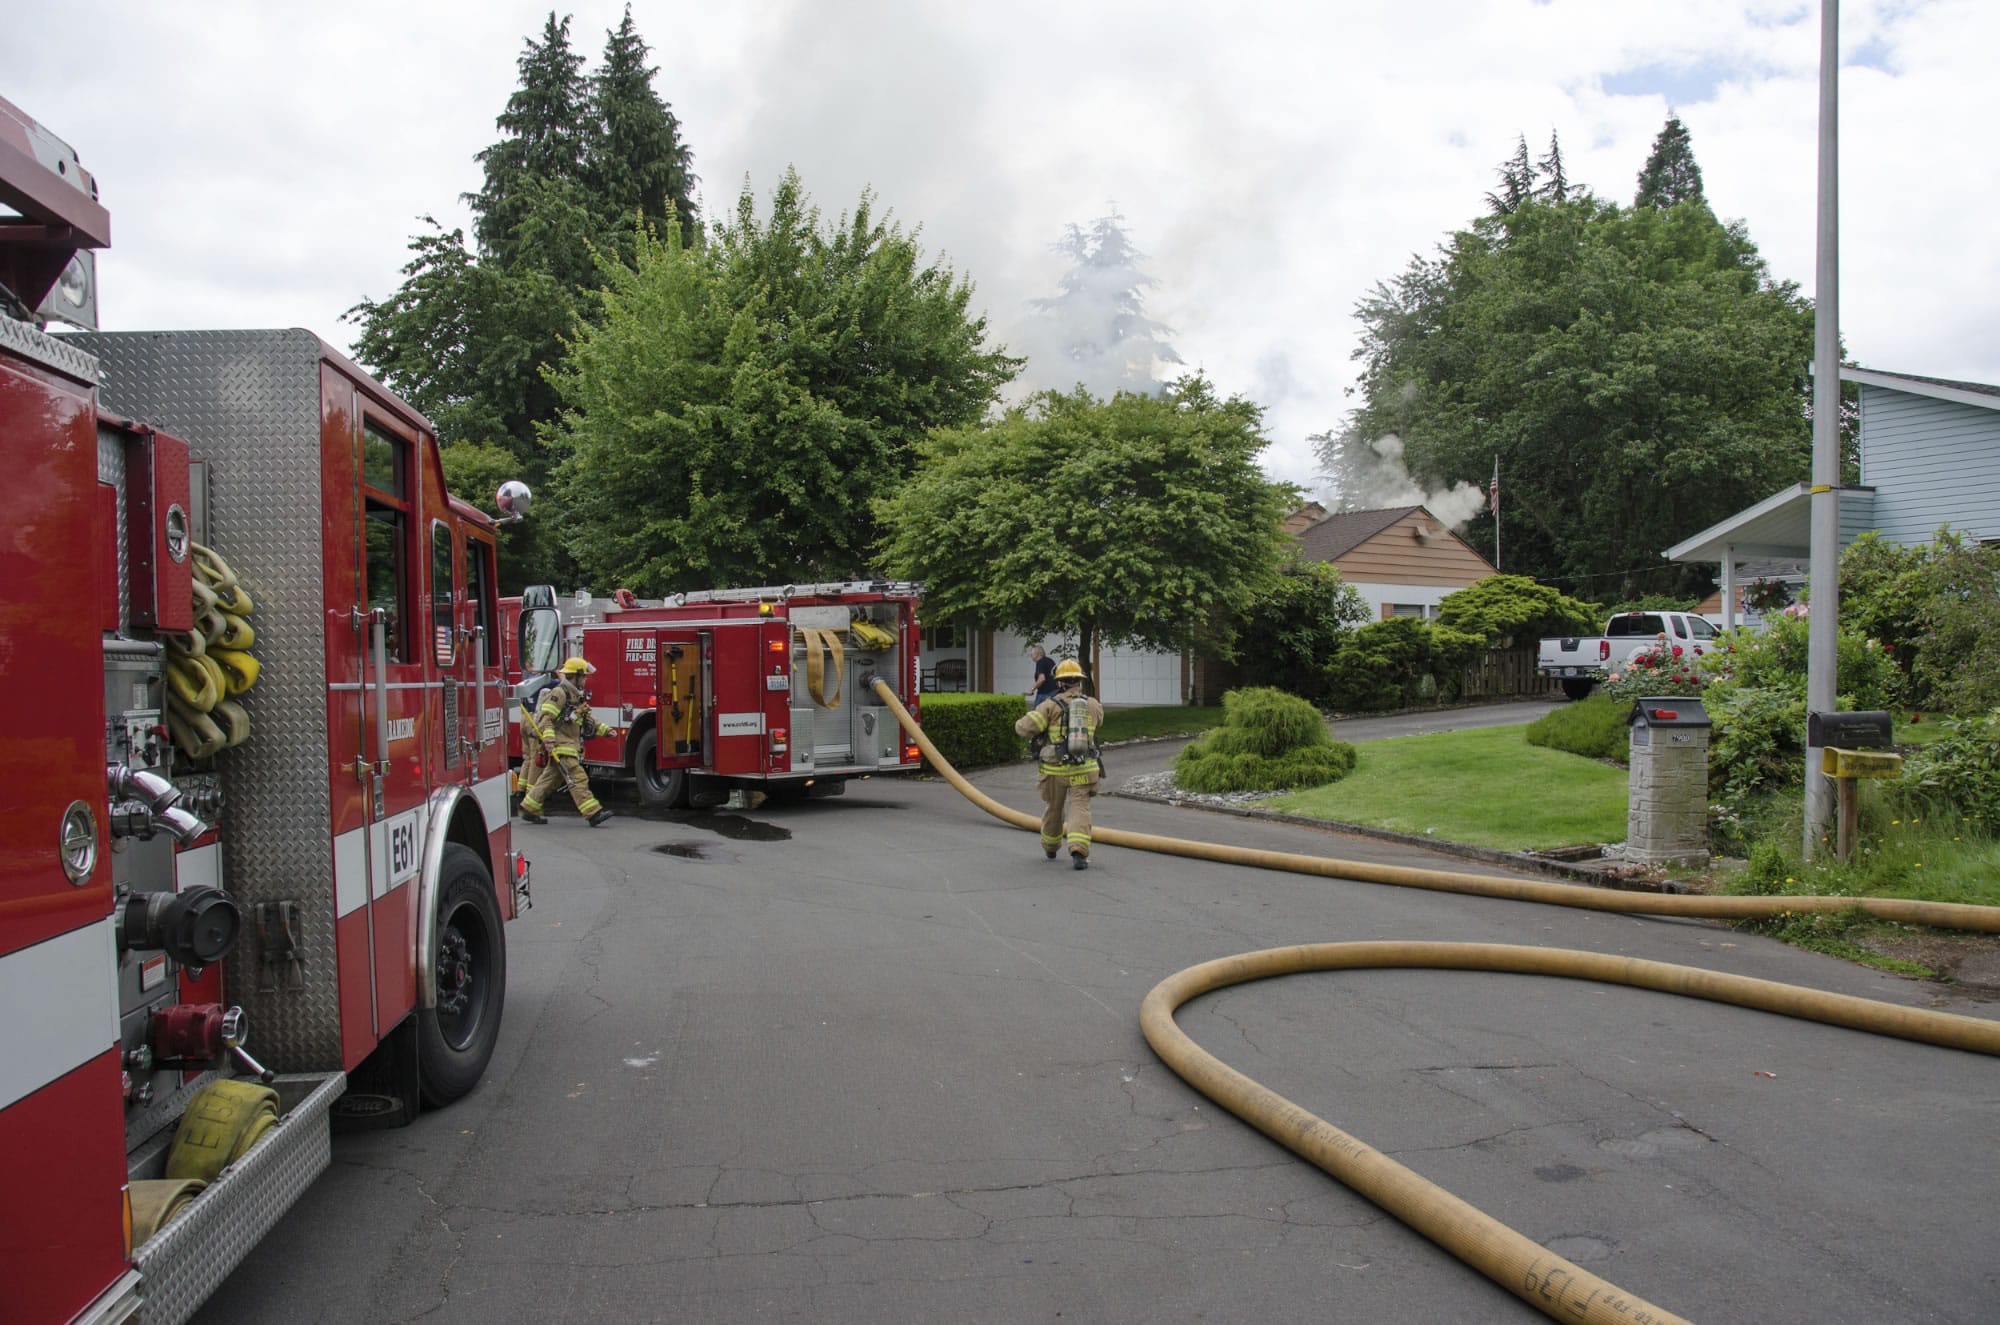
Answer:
[[545, 170, 1019, 591], [876, 377, 1298, 669], [1634, 115, 1705, 210], [589, 5, 699, 250], [1333, 188, 1820, 600], [1231, 560, 1370, 703]]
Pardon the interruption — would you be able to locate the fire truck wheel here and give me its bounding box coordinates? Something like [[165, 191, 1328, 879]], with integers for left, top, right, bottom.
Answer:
[[418, 845, 507, 1106], [631, 727, 690, 810]]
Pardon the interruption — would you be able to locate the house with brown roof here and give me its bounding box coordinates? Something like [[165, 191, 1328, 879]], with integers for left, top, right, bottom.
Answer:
[[1294, 505, 1498, 619]]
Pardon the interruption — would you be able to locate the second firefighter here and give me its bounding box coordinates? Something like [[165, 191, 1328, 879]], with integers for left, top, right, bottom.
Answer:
[[1013, 658, 1104, 869], [520, 656, 615, 827]]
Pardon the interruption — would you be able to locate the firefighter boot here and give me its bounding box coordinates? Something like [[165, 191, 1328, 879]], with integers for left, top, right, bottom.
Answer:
[[1071, 852, 1089, 871], [588, 807, 615, 827]]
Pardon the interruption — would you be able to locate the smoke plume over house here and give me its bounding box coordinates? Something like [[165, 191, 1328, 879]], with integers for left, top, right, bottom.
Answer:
[[1336, 434, 1488, 528]]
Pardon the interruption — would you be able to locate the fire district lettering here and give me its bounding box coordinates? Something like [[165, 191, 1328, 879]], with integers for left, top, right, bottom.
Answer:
[[625, 637, 651, 660]]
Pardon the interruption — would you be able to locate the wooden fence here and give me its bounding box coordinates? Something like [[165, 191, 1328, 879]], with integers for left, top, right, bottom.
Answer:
[[1462, 646, 1565, 700]]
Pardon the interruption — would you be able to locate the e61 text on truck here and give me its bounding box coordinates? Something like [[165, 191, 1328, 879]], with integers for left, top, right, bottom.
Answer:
[[1, 96, 528, 1324]]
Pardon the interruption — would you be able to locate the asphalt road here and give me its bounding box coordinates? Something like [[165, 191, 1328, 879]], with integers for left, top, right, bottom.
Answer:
[[197, 712, 1999, 1324]]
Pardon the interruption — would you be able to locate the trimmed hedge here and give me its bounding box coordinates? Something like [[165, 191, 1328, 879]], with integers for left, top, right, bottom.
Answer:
[[1524, 692, 1630, 764], [911, 692, 1028, 772]]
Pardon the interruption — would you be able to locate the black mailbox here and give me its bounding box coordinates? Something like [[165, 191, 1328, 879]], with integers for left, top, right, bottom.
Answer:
[[1808, 710, 1893, 750], [1627, 697, 1711, 729]]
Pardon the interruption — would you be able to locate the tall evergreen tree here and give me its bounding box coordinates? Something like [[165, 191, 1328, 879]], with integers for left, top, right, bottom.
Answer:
[[1030, 211, 1183, 397], [349, 9, 699, 591], [1634, 115, 1706, 209], [1483, 134, 1538, 216], [1535, 130, 1569, 203], [468, 13, 592, 266], [589, 5, 700, 245]]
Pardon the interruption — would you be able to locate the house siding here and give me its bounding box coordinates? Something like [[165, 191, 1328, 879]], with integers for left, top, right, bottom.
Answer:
[[1328, 510, 1496, 586], [1859, 387, 2000, 545]]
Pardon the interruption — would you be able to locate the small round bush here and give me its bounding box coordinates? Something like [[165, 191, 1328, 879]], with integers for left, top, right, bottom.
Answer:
[[1172, 687, 1357, 793]]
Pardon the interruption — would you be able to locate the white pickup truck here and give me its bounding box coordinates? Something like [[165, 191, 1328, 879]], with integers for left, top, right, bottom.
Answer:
[[1538, 610, 1723, 700]]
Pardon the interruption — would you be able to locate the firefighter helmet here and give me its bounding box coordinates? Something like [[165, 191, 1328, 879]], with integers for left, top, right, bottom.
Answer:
[[1053, 659, 1085, 682], [560, 656, 595, 677]]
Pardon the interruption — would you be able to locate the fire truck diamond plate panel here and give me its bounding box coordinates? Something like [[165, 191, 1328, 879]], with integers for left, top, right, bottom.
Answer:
[[77, 329, 345, 1068]]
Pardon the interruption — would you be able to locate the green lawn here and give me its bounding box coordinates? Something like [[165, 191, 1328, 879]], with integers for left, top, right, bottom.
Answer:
[[1267, 724, 1629, 851], [1099, 705, 1224, 743]]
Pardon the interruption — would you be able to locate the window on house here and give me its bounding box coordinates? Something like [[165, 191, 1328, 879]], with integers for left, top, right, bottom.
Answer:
[[927, 623, 965, 649], [1388, 604, 1433, 619]]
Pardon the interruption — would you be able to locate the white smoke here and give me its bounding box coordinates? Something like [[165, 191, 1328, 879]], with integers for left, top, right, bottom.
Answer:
[[1337, 435, 1488, 529]]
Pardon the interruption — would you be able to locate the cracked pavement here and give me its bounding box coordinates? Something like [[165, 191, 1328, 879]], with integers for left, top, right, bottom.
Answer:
[[197, 736, 2000, 1323]]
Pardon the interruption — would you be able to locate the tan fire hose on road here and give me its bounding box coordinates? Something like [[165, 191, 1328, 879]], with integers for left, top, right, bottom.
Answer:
[[871, 680, 2000, 1325]]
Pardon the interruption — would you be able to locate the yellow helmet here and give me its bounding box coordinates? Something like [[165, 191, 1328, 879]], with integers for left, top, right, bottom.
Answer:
[[560, 656, 595, 677], [1053, 658, 1085, 682]]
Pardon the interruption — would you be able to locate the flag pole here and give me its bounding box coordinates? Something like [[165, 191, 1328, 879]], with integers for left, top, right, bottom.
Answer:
[[1490, 456, 1501, 571]]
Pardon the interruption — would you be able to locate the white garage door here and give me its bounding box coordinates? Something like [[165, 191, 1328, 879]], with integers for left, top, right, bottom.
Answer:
[[1094, 643, 1183, 705]]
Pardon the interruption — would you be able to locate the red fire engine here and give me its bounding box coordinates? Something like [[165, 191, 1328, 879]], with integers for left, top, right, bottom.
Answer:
[[0, 97, 526, 1323], [504, 582, 926, 808]]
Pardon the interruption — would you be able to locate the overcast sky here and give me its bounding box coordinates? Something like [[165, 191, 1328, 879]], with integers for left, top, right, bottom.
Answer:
[[7, 1, 1994, 505]]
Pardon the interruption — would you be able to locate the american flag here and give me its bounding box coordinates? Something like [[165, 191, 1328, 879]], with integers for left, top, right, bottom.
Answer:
[[1489, 460, 1499, 515]]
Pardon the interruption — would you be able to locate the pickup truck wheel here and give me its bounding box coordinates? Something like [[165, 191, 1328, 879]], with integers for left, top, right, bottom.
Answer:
[[1561, 679, 1595, 702], [632, 727, 689, 809]]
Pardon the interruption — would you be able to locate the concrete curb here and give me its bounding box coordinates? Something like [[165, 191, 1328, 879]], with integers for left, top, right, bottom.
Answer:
[[1107, 787, 1684, 893]]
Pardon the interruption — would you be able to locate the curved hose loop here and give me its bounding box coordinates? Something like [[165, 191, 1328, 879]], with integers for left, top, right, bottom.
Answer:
[[872, 680, 2000, 1323], [869, 679, 2000, 934]]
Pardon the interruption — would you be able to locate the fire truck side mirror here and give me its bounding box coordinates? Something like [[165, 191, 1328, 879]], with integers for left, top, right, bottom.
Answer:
[[494, 479, 533, 525]]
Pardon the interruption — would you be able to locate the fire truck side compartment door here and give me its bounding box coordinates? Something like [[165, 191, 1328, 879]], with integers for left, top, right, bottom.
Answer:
[[651, 632, 705, 765]]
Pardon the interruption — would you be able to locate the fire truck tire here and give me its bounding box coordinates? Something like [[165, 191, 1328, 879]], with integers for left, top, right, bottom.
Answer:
[[631, 727, 689, 810], [418, 845, 507, 1106]]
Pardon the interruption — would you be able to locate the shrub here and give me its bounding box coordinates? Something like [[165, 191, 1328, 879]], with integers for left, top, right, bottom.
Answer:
[[913, 692, 1026, 771], [1435, 574, 1600, 646], [1906, 533, 2000, 715], [1600, 644, 1705, 702], [1525, 692, 1630, 763], [1174, 686, 1358, 793], [1323, 618, 1486, 712], [1889, 710, 2000, 836]]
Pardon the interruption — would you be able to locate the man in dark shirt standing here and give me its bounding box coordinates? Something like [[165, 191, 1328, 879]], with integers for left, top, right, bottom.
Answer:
[[1028, 643, 1058, 705]]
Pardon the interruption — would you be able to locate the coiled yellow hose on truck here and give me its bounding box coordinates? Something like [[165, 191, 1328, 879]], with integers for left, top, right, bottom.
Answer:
[[871, 680, 2000, 1324]]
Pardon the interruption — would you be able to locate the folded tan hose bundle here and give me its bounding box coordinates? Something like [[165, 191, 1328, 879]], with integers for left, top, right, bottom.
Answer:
[[129, 1178, 206, 1248], [872, 679, 2000, 1325]]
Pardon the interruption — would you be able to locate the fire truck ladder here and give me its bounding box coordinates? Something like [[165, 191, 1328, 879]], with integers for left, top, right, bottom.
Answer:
[[664, 580, 923, 606]]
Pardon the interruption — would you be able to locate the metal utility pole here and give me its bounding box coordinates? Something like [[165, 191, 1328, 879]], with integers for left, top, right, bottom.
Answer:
[[1804, 0, 1842, 858]]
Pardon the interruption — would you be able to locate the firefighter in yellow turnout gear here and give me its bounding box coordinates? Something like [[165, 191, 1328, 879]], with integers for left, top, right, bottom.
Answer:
[[1013, 658, 1105, 870], [520, 657, 615, 827]]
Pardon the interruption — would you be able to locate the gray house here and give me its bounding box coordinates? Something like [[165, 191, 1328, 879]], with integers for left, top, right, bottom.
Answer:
[[1665, 367, 2000, 619]]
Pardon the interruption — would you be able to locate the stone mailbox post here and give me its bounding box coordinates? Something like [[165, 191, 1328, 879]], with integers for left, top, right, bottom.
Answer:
[[1627, 697, 1712, 866]]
